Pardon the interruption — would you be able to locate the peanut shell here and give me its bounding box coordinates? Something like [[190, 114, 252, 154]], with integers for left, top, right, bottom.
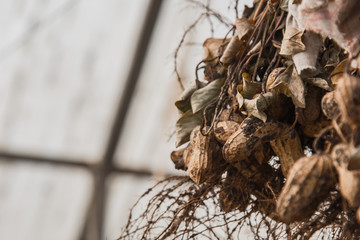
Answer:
[[335, 74, 360, 128], [276, 154, 335, 223], [321, 91, 339, 119], [214, 121, 240, 145], [332, 143, 360, 207], [184, 126, 224, 184], [223, 116, 284, 164], [270, 128, 304, 177], [297, 85, 321, 125]]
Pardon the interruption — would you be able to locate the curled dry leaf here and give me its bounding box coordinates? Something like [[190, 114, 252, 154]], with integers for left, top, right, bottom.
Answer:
[[332, 143, 360, 207], [243, 92, 275, 122], [276, 154, 335, 223], [175, 110, 202, 147], [266, 67, 286, 92], [219, 167, 250, 212], [305, 78, 333, 91], [268, 65, 306, 108], [242, 73, 262, 99], [175, 81, 207, 114], [270, 128, 304, 177], [214, 121, 240, 145], [279, 27, 305, 56], [184, 126, 225, 184], [235, 17, 254, 41], [220, 35, 243, 65], [191, 78, 224, 113], [329, 59, 348, 87], [321, 91, 339, 119], [223, 116, 284, 164], [335, 74, 360, 129], [203, 38, 229, 65], [292, 30, 322, 78]]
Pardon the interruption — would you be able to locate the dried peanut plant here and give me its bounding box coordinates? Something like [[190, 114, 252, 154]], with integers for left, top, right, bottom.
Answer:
[[119, 0, 360, 239]]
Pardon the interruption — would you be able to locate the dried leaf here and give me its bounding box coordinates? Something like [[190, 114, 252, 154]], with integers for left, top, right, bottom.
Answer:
[[329, 59, 348, 87], [175, 81, 206, 114], [280, 27, 305, 56], [305, 78, 333, 91], [191, 78, 224, 114], [175, 110, 202, 147], [236, 90, 244, 110], [269, 65, 305, 108], [220, 36, 243, 65], [235, 18, 254, 41], [280, 0, 289, 11], [203, 38, 226, 62], [243, 92, 275, 122], [242, 73, 261, 99], [247, 41, 261, 56]]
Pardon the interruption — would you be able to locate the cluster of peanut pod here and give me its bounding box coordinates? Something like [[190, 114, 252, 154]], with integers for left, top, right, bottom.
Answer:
[[171, 7, 360, 228]]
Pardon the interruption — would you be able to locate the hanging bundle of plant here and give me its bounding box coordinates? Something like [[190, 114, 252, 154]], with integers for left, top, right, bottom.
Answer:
[[119, 0, 360, 239]]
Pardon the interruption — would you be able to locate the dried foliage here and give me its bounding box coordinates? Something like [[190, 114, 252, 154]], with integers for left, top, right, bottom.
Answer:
[[119, 0, 360, 239]]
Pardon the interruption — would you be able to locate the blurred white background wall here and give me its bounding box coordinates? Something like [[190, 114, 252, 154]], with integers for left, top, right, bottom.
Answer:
[[0, 0, 251, 239]]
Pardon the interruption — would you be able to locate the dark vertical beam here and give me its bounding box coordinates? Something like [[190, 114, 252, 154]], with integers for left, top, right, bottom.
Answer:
[[90, 0, 164, 239]]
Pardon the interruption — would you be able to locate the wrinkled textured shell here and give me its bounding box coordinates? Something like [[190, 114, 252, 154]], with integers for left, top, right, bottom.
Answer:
[[223, 116, 284, 164], [321, 91, 339, 119], [214, 121, 240, 145], [184, 126, 224, 184], [332, 143, 360, 207], [219, 109, 244, 123], [276, 154, 335, 223], [335, 74, 360, 128], [270, 128, 304, 177]]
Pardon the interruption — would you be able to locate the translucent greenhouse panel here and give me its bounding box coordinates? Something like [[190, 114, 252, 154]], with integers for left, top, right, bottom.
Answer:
[[0, 0, 149, 162], [103, 174, 156, 239], [0, 161, 93, 240]]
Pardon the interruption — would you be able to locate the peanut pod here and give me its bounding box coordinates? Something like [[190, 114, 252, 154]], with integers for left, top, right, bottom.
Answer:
[[335, 74, 360, 128], [214, 121, 240, 145], [332, 143, 360, 208], [184, 126, 225, 184], [270, 128, 304, 177], [321, 91, 339, 119], [276, 154, 336, 223], [223, 116, 284, 164]]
